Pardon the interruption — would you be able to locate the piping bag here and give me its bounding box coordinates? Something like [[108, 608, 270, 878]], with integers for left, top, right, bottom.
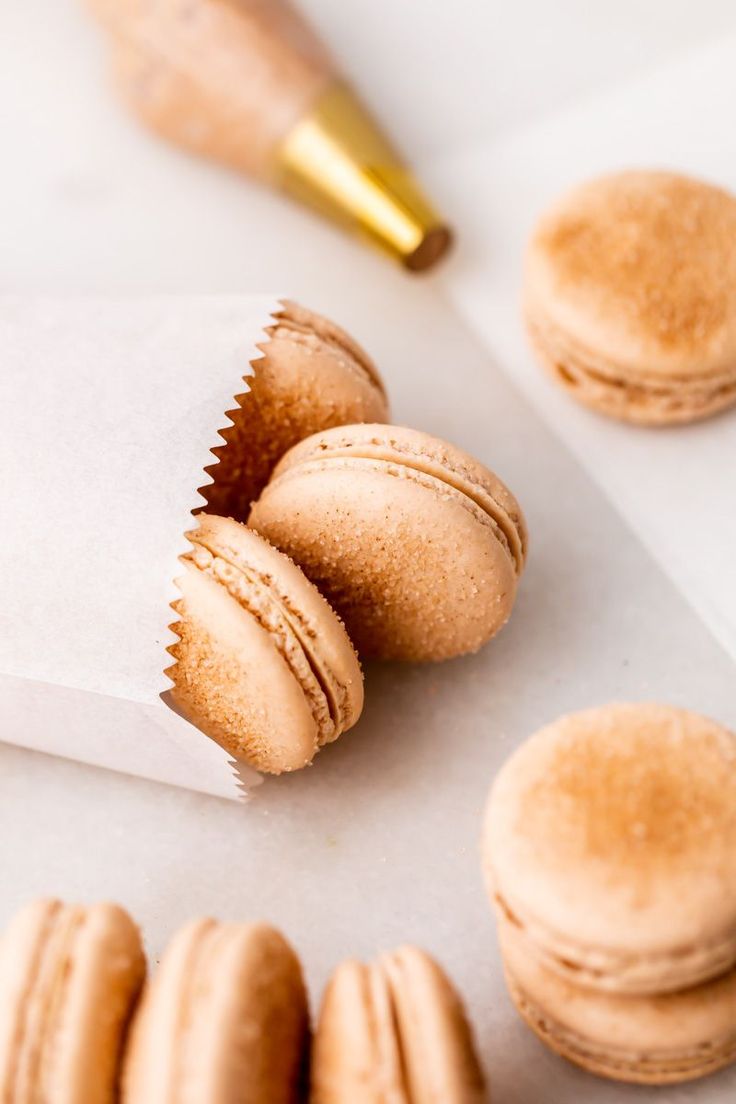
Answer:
[[87, 0, 452, 271]]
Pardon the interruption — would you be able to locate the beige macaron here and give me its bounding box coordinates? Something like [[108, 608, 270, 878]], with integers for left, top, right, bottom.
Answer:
[[310, 946, 486, 1103], [167, 513, 364, 773], [483, 703, 736, 1084], [203, 301, 389, 521], [524, 170, 736, 425], [0, 898, 145, 1104], [123, 919, 308, 1102], [499, 916, 736, 1085], [249, 424, 527, 661]]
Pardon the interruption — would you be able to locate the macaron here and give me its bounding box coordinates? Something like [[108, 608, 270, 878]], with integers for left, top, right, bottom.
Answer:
[[167, 513, 364, 773], [123, 918, 308, 1102], [524, 170, 736, 425], [248, 424, 527, 661], [0, 898, 145, 1103], [482, 703, 736, 1084], [499, 916, 736, 1085], [203, 300, 389, 521], [310, 946, 486, 1103]]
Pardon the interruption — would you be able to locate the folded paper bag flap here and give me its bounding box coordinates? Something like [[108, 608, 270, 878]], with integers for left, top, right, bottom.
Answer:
[[0, 295, 281, 800]]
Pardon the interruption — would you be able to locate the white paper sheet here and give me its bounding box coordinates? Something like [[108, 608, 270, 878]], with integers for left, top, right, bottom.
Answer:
[[429, 34, 736, 666], [0, 295, 281, 800]]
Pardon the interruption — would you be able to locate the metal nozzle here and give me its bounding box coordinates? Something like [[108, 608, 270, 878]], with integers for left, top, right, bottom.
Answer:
[[274, 83, 452, 272]]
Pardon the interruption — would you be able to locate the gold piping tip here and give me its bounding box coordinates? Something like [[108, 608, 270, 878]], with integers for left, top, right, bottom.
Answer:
[[273, 83, 452, 272]]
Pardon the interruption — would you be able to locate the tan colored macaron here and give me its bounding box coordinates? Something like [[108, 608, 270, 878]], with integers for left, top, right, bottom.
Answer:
[[500, 916, 736, 1085], [123, 918, 308, 1102], [249, 424, 527, 661], [310, 946, 486, 1103], [167, 513, 364, 773], [203, 301, 389, 521], [482, 703, 736, 1084], [0, 898, 145, 1103], [524, 170, 736, 425]]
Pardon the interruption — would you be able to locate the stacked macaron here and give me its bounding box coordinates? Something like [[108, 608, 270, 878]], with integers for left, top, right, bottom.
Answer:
[[0, 899, 486, 1103], [524, 170, 736, 425], [482, 703, 736, 1084], [169, 303, 527, 772]]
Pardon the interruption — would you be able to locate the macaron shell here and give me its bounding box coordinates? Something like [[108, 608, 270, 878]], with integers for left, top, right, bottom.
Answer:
[[266, 424, 527, 572], [250, 425, 524, 661], [169, 558, 323, 772], [500, 918, 736, 1085], [0, 899, 145, 1104], [203, 301, 389, 521], [484, 704, 736, 993], [526, 171, 736, 380], [124, 919, 308, 1103]]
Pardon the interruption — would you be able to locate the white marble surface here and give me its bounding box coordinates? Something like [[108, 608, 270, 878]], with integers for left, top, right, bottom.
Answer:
[[2, 2, 736, 1101]]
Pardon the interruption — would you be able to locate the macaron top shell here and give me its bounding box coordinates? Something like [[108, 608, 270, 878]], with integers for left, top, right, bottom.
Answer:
[[249, 424, 526, 661], [0, 899, 145, 1104], [525, 171, 736, 380], [311, 946, 486, 1103], [168, 515, 363, 773], [123, 919, 308, 1103], [484, 704, 736, 993], [204, 300, 389, 521]]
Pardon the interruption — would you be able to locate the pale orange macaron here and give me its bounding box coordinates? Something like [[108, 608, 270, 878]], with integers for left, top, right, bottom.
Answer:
[[122, 919, 308, 1103], [525, 171, 736, 425], [168, 513, 364, 773], [310, 946, 486, 1102], [482, 703, 736, 1084], [203, 301, 389, 520], [0, 899, 145, 1103], [249, 424, 527, 662]]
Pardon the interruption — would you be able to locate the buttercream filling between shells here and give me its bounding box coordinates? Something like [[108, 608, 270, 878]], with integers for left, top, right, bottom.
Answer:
[[495, 891, 736, 995], [183, 544, 345, 745], [267, 446, 525, 575], [505, 968, 736, 1079], [526, 309, 736, 415]]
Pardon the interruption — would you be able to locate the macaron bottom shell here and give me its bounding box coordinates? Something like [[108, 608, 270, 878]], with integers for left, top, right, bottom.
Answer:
[[500, 919, 736, 1086], [504, 968, 736, 1086], [525, 309, 736, 426]]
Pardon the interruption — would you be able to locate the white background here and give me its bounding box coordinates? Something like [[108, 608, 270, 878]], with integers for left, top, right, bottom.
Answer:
[[2, 2, 736, 1101]]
